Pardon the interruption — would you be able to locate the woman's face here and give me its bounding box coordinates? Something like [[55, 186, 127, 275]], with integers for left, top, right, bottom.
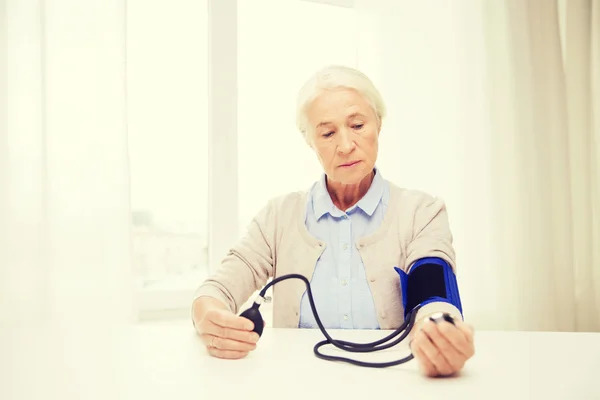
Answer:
[[306, 88, 380, 185]]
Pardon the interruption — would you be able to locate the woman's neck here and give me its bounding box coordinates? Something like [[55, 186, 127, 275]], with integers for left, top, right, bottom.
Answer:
[[326, 170, 375, 211]]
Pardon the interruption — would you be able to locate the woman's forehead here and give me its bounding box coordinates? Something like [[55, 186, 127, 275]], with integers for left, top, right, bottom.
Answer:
[[308, 89, 374, 121]]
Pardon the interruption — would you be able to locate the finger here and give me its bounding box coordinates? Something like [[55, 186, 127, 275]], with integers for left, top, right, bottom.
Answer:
[[422, 322, 465, 372], [454, 319, 475, 343], [417, 325, 455, 376], [207, 346, 249, 360], [439, 321, 475, 358], [202, 334, 257, 352], [203, 321, 260, 344], [208, 310, 255, 331], [412, 345, 438, 377]]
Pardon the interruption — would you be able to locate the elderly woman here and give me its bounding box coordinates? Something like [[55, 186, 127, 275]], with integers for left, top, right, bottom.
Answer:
[[192, 65, 475, 377]]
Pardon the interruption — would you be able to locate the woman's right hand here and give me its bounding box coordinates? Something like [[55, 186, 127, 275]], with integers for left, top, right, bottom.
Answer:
[[193, 298, 261, 359]]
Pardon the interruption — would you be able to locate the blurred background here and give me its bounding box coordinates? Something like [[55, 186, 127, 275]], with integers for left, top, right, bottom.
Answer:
[[1, 0, 598, 332]]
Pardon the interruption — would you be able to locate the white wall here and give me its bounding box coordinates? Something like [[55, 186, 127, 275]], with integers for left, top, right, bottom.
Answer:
[[355, 0, 496, 327], [237, 0, 358, 234]]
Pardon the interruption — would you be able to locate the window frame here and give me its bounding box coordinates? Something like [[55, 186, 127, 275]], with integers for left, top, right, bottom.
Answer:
[[135, 0, 354, 320], [134, 0, 238, 319]]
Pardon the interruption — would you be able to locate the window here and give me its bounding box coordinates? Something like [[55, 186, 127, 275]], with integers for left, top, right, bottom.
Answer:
[[237, 0, 358, 233], [127, 0, 209, 316], [126, 0, 358, 319]]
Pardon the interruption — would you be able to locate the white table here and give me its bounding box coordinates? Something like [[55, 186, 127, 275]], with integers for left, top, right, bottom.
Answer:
[[2, 322, 600, 400]]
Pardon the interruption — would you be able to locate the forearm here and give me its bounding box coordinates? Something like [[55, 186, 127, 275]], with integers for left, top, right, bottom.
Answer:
[[192, 203, 275, 315]]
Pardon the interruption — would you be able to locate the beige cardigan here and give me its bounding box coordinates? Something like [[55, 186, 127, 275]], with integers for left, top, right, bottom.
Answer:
[[193, 182, 462, 329]]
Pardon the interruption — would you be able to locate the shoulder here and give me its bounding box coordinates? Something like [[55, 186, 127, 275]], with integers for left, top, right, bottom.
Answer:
[[386, 182, 451, 231], [387, 181, 447, 211], [245, 187, 312, 247]]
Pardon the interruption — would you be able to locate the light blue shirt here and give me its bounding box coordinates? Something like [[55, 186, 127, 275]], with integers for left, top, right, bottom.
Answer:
[[298, 168, 390, 329]]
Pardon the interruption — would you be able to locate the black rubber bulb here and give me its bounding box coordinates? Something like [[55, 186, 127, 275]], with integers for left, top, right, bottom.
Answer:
[[239, 304, 264, 337]]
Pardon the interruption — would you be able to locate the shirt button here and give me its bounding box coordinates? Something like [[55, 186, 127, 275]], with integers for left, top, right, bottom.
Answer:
[[342, 244, 348, 250], [343, 315, 349, 321], [341, 279, 348, 286]]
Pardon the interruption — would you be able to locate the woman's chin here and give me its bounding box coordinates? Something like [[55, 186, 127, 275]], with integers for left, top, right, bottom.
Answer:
[[329, 165, 373, 185]]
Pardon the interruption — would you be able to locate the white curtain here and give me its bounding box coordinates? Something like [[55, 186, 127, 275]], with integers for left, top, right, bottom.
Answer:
[[1, 0, 134, 328], [356, 0, 599, 332], [1, 1, 135, 397], [483, 0, 600, 332]]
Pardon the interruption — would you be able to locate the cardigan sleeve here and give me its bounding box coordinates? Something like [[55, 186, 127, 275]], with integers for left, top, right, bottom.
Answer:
[[192, 198, 277, 315], [405, 194, 456, 272], [404, 194, 463, 324]]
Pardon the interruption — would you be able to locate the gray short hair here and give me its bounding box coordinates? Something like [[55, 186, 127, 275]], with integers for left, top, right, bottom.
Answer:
[[295, 65, 386, 142]]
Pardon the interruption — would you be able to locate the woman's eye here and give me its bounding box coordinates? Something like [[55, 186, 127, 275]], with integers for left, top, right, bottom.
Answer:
[[323, 131, 334, 137], [353, 124, 364, 130]]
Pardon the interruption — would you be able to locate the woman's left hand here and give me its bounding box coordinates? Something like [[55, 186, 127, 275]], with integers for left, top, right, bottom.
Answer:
[[410, 317, 475, 377]]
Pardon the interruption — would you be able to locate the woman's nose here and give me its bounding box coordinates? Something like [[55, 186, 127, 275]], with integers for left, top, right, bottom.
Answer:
[[337, 130, 355, 153]]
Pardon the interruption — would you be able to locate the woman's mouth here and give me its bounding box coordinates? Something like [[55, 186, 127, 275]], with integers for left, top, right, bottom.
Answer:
[[340, 160, 360, 168]]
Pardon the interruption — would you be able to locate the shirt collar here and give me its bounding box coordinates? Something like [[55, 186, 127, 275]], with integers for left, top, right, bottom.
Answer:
[[312, 167, 385, 220]]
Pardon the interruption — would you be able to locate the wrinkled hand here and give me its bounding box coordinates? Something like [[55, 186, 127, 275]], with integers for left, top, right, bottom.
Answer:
[[410, 317, 475, 377], [196, 308, 261, 359]]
